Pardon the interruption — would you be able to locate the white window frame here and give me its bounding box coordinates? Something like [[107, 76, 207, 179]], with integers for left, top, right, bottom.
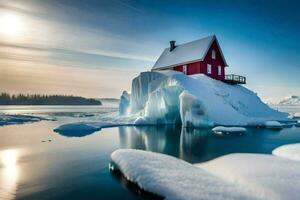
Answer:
[[212, 50, 216, 59], [207, 64, 212, 74], [183, 65, 187, 75], [218, 65, 222, 76]]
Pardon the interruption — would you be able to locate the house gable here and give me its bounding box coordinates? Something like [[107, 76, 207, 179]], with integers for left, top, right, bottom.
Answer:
[[152, 35, 228, 71]]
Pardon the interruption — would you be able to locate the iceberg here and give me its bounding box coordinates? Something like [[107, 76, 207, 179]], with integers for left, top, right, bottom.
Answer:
[[120, 71, 288, 127], [119, 91, 130, 116]]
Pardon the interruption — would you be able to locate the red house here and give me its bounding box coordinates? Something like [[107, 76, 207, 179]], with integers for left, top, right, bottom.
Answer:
[[152, 35, 245, 84]]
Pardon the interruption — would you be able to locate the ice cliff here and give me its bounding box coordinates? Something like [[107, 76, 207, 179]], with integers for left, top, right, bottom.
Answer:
[[119, 71, 288, 127]]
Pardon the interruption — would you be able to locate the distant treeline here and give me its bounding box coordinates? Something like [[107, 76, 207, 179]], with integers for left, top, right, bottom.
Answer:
[[0, 93, 102, 105]]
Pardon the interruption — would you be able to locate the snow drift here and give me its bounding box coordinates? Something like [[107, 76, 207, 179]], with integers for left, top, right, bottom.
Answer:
[[111, 147, 300, 200], [111, 149, 256, 200], [120, 71, 288, 127], [272, 143, 300, 161]]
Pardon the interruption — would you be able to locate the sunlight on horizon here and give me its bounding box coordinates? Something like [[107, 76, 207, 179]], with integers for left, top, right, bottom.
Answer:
[[0, 12, 24, 38], [0, 149, 19, 200]]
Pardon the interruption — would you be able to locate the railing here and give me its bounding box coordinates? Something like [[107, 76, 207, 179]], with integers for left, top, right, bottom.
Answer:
[[224, 74, 246, 84]]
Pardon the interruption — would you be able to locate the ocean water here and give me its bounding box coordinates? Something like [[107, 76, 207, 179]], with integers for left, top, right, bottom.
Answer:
[[0, 105, 300, 200]]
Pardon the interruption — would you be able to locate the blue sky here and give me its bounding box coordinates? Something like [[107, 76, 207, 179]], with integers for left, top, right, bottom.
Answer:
[[0, 0, 299, 101]]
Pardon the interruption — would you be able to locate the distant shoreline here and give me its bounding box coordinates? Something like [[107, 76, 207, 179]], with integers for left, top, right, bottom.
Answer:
[[0, 93, 102, 106]]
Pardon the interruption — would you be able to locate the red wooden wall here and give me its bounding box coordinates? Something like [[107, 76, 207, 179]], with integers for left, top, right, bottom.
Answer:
[[172, 40, 226, 80]]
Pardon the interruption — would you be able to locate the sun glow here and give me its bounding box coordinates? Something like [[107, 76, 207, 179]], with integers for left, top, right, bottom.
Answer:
[[1, 149, 19, 200], [0, 12, 23, 37]]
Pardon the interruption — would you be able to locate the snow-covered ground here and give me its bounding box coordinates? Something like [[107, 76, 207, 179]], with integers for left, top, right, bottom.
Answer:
[[111, 144, 300, 200], [272, 143, 300, 161], [0, 114, 48, 126], [199, 153, 300, 200], [111, 149, 258, 200], [119, 71, 289, 127]]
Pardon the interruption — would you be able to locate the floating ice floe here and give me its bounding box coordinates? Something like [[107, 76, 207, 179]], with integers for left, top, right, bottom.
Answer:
[[54, 122, 117, 136], [118, 71, 288, 127], [212, 126, 246, 134], [272, 143, 300, 161], [264, 121, 283, 129], [111, 149, 257, 200], [293, 113, 300, 118], [111, 147, 300, 200], [0, 114, 48, 126]]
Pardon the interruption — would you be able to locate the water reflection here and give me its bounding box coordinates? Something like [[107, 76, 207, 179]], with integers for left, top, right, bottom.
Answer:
[[118, 125, 181, 157], [117, 125, 298, 163], [0, 149, 19, 200]]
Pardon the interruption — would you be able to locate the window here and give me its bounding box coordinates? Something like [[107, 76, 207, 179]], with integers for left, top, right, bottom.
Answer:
[[218, 66, 222, 76], [212, 50, 216, 59], [183, 65, 187, 75], [207, 64, 212, 74]]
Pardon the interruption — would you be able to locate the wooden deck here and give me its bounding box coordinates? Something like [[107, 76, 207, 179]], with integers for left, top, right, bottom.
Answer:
[[223, 74, 246, 84]]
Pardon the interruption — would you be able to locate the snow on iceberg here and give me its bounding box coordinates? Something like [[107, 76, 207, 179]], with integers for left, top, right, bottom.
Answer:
[[272, 143, 300, 161], [199, 153, 300, 200], [212, 126, 246, 134], [111, 149, 256, 200], [121, 71, 288, 127]]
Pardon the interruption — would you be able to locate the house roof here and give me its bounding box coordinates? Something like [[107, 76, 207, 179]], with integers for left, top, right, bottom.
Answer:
[[152, 35, 228, 70]]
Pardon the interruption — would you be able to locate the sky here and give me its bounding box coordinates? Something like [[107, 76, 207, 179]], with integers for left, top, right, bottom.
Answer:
[[0, 0, 299, 101]]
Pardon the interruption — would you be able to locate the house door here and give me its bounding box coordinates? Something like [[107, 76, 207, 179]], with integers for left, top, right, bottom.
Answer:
[[183, 65, 187, 75]]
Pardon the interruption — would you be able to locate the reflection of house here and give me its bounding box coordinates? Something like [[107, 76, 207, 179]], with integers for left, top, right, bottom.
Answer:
[[152, 35, 245, 84]]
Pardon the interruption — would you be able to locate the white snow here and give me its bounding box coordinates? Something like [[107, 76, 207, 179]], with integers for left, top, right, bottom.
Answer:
[[264, 121, 283, 129], [123, 71, 288, 127], [152, 35, 228, 70], [199, 153, 300, 200], [212, 126, 246, 134], [111, 148, 300, 200], [111, 149, 257, 200], [0, 114, 46, 126], [272, 143, 300, 161]]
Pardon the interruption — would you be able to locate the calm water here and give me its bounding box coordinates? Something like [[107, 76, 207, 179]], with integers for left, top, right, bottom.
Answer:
[[0, 105, 300, 200]]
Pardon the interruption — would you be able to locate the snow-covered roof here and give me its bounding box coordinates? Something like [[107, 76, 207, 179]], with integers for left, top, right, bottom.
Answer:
[[152, 35, 228, 70]]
